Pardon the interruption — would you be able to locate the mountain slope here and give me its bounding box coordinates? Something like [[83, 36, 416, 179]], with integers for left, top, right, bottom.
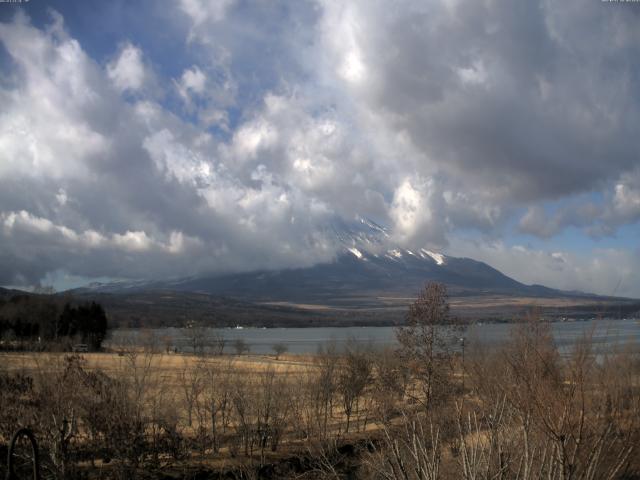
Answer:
[[160, 248, 560, 304], [67, 218, 640, 326], [78, 217, 588, 304]]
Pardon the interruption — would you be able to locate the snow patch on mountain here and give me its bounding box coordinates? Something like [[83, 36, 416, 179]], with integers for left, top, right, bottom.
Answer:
[[421, 249, 445, 265], [331, 216, 448, 267], [358, 216, 389, 237]]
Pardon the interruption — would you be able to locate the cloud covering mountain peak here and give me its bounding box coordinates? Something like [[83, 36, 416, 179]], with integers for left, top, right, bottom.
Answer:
[[0, 1, 639, 297]]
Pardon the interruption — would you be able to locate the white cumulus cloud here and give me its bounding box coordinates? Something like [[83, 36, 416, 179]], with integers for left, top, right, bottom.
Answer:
[[107, 43, 147, 93]]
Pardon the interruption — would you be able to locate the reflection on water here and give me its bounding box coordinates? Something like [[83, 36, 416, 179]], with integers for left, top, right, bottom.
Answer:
[[106, 318, 640, 355]]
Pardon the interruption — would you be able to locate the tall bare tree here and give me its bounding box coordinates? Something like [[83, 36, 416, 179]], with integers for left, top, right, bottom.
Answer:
[[338, 343, 372, 433], [396, 282, 458, 408]]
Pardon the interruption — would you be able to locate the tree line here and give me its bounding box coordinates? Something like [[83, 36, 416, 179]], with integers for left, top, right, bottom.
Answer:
[[0, 294, 108, 350]]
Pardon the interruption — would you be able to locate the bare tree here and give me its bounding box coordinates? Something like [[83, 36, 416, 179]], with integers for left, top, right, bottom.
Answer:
[[396, 282, 458, 409], [372, 346, 411, 421], [185, 321, 207, 355], [178, 360, 204, 427], [254, 367, 292, 462], [338, 343, 372, 433], [204, 358, 235, 453], [112, 343, 159, 476], [368, 414, 442, 480], [233, 338, 250, 355], [272, 342, 288, 360], [458, 313, 640, 480], [312, 342, 339, 441], [212, 331, 226, 355], [230, 374, 254, 457], [32, 355, 82, 479]]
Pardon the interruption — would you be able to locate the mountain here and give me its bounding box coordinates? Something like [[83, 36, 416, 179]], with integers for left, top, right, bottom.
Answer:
[[164, 249, 531, 303], [5, 221, 639, 328], [151, 216, 586, 303], [77, 217, 609, 305], [0, 286, 31, 300]]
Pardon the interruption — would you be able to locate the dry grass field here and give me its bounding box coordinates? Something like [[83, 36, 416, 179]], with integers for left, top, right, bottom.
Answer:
[[1, 307, 639, 479], [0, 347, 388, 478], [0, 351, 319, 377]]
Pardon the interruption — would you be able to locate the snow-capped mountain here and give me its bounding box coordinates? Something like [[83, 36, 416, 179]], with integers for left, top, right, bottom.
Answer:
[[67, 217, 639, 328], [78, 217, 573, 304], [328, 216, 390, 249], [329, 216, 447, 265]]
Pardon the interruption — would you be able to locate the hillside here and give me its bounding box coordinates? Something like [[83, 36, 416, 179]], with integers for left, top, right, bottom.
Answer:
[[68, 218, 639, 327]]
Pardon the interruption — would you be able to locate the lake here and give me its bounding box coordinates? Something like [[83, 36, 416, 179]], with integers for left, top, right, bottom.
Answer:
[[106, 317, 640, 355]]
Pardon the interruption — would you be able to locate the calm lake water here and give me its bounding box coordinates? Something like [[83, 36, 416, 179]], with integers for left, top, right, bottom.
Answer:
[[107, 318, 640, 355]]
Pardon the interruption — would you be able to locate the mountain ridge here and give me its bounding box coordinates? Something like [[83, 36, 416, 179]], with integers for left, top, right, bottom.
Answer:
[[5, 211, 638, 328], [73, 217, 617, 304]]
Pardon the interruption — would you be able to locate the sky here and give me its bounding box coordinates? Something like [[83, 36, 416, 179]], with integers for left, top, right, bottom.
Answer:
[[0, 0, 639, 297]]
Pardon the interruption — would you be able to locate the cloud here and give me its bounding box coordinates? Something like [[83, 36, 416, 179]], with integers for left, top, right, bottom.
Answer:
[[177, 66, 206, 97], [0, 3, 639, 297], [449, 238, 640, 298], [389, 177, 447, 248], [519, 206, 575, 239], [609, 169, 640, 225], [0, 210, 207, 283], [106, 43, 147, 93], [0, 12, 337, 285], [179, 0, 236, 42], [317, 0, 640, 203], [0, 19, 105, 174], [518, 169, 640, 239]]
